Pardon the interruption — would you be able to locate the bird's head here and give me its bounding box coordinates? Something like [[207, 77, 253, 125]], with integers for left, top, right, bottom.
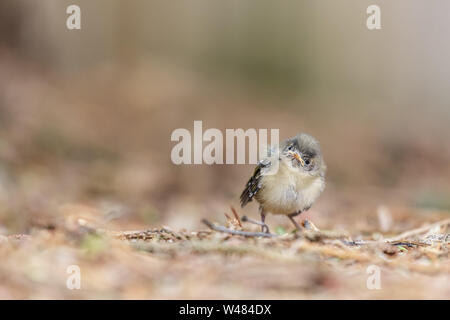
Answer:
[[280, 133, 326, 176]]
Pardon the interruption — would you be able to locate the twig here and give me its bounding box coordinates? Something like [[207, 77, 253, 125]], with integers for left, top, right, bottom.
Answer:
[[385, 218, 450, 242], [241, 216, 270, 233], [230, 206, 242, 228], [201, 219, 276, 238]]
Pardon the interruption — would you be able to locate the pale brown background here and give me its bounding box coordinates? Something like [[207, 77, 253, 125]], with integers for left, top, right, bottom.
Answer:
[[0, 1, 449, 299]]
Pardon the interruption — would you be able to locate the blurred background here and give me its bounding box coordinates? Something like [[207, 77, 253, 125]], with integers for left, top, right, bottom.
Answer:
[[1, 0, 450, 300], [1, 0, 450, 234]]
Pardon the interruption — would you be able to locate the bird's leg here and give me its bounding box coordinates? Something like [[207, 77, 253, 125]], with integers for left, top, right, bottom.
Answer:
[[288, 212, 302, 232], [287, 206, 311, 232], [259, 207, 270, 233], [241, 209, 271, 233]]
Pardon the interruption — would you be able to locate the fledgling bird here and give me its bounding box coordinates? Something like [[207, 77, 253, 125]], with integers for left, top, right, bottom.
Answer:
[[240, 133, 326, 232]]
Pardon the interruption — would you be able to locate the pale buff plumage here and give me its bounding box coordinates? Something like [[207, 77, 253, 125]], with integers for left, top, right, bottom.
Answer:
[[255, 159, 325, 215]]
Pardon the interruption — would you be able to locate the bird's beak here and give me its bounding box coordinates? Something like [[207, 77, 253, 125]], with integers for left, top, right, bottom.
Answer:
[[289, 151, 305, 166]]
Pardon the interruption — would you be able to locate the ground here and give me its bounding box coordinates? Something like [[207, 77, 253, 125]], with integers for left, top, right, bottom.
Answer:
[[0, 204, 448, 299]]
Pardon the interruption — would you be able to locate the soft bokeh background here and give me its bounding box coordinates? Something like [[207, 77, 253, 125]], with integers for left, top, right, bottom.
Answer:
[[0, 0, 449, 299]]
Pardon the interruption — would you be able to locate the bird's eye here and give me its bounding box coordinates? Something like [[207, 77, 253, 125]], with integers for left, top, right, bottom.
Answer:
[[304, 159, 311, 165]]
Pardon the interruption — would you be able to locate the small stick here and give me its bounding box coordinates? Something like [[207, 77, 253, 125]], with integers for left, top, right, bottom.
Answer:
[[241, 216, 270, 233], [385, 218, 450, 242], [241, 215, 264, 226], [230, 206, 242, 228], [241, 216, 266, 226], [201, 219, 277, 238]]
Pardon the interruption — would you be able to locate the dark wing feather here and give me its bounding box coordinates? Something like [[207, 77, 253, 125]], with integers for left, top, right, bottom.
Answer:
[[240, 159, 270, 207]]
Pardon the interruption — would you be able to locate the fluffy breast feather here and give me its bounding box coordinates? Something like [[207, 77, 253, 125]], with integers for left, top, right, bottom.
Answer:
[[255, 161, 325, 215]]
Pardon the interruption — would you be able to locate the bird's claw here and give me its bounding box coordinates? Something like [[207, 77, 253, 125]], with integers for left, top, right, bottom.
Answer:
[[261, 224, 270, 234]]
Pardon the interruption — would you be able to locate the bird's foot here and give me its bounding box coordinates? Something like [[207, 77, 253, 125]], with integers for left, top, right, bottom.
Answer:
[[241, 216, 271, 234], [302, 219, 320, 231], [261, 224, 270, 234]]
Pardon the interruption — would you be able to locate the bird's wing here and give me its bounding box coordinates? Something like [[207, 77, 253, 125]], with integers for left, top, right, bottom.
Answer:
[[240, 158, 271, 207]]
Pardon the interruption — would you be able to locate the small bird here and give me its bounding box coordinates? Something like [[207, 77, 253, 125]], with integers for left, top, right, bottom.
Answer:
[[240, 133, 326, 232]]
